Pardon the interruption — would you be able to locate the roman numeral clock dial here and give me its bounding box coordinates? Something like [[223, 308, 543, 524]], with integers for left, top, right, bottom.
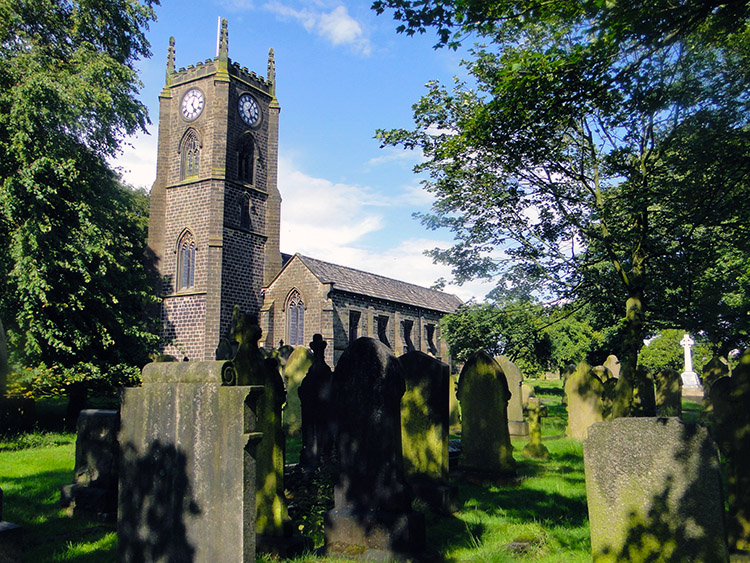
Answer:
[[181, 88, 205, 121], [238, 93, 261, 127]]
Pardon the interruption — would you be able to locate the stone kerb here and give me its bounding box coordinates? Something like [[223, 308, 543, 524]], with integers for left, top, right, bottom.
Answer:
[[583, 417, 728, 563], [565, 362, 604, 440], [496, 355, 529, 437], [456, 351, 515, 479], [282, 346, 314, 438], [118, 360, 262, 563]]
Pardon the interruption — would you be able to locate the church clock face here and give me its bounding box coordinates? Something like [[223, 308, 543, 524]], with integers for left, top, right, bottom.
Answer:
[[181, 88, 205, 121], [238, 93, 261, 127]]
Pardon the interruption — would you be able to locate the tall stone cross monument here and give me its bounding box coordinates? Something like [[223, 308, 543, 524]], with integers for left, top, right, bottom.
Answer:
[[680, 333, 702, 389]]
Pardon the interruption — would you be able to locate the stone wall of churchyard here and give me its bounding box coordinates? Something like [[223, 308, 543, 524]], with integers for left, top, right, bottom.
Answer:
[[260, 259, 333, 362]]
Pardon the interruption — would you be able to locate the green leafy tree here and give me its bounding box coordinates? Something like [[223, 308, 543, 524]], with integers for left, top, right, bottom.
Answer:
[[0, 1, 160, 392], [639, 329, 712, 375], [374, 0, 750, 409]]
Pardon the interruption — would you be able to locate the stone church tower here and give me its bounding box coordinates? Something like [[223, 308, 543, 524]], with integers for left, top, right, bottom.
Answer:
[[148, 19, 282, 360]]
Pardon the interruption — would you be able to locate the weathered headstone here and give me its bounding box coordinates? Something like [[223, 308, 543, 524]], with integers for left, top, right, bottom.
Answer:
[[522, 398, 549, 459], [496, 355, 529, 437], [61, 409, 120, 520], [653, 368, 682, 417], [399, 350, 457, 514], [565, 362, 605, 440], [560, 363, 576, 406], [591, 365, 613, 383], [584, 417, 728, 562], [702, 356, 729, 394], [456, 351, 515, 479], [603, 355, 620, 379], [325, 337, 425, 560], [298, 334, 335, 471], [283, 346, 314, 438], [708, 348, 750, 552], [521, 383, 535, 404], [118, 360, 261, 562], [631, 365, 657, 416]]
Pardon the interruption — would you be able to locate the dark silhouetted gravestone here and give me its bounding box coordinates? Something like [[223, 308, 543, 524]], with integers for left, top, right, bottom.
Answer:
[[457, 351, 515, 479], [118, 360, 261, 562], [565, 362, 604, 440], [283, 346, 313, 438], [632, 366, 657, 416], [522, 398, 549, 459], [709, 348, 750, 552], [61, 409, 119, 520], [325, 337, 425, 560], [496, 355, 529, 437], [584, 417, 728, 563], [654, 368, 682, 417], [399, 350, 457, 514], [702, 356, 729, 394], [298, 334, 335, 471]]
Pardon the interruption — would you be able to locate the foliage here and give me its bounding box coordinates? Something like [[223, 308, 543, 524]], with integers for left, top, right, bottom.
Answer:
[[638, 328, 713, 375], [373, 0, 750, 382], [6, 361, 141, 399], [0, 1, 161, 383]]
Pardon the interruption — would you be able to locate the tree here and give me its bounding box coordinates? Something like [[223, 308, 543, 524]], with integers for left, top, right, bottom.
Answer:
[[0, 1, 160, 390], [374, 0, 750, 410]]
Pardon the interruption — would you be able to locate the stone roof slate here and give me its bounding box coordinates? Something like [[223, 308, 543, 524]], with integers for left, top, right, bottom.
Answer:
[[294, 254, 463, 314]]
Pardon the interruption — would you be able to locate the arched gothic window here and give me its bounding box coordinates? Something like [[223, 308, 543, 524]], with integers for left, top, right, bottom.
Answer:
[[237, 135, 255, 184], [286, 290, 305, 346], [180, 129, 201, 179], [176, 230, 196, 291]]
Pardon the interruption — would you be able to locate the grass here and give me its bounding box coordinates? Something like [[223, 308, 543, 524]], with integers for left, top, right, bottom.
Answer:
[[0, 381, 703, 562]]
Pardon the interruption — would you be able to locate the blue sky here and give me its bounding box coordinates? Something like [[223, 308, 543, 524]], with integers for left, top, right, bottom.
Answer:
[[113, 0, 496, 302]]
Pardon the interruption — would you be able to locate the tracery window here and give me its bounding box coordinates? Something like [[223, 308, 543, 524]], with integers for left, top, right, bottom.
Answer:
[[287, 290, 305, 346], [180, 129, 201, 179], [176, 230, 196, 291]]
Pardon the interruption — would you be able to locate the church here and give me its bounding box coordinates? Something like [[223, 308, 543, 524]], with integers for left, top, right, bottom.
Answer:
[[147, 20, 461, 366]]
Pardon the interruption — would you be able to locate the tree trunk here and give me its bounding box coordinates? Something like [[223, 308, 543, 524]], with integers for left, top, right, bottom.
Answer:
[[611, 292, 645, 418]]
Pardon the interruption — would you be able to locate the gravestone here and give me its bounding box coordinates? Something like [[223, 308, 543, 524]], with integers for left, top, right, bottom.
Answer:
[[631, 366, 657, 416], [591, 365, 613, 383], [680, 333, 704, 401], [456, 351, 515, 479], [702, 356, 729, 394], [560, 364, 576, 406], [283, 346, 313, 438], [399, 350, 457, 514], [298, 334, 335, 471], [708, 348, 750, 551], [448, 373, 461, 434], [496, 355, 529, 436], [325, 337, 425, 560], [603, 355, 620, 379], [118, 360, 261, 562], [584, 417, 728, 562], [653, 368, 682, 417], [230, 314, 304, 556], [521, 383, 535, 404], [565, 362, 605, 440], [522, 398, 549, 459], [61, 409, 120, 520]]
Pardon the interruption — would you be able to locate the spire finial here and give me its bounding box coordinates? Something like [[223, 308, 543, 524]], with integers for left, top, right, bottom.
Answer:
[[166, 36, 175, 79], [267, 47, 276, 93], [218, 18, 229, 61]]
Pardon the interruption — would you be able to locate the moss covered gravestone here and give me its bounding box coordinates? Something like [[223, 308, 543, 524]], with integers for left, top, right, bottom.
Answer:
[[708, 348, 750, 552], [457, 351, 515, 479], [565, 362, 604, 440], [522, 398, 549, 459], [584, 417, 728, 562], [283, 346, 313, 438], [399, 350, 457, 513], [654, 368, 682, 417], [496, 355, 529, 437], [325, 337, 425, 560]]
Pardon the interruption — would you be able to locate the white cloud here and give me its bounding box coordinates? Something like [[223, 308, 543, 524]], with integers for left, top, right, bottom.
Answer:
[[366, 146, 422, 168], [109, 131, 157, 190], [264, 2, 372, 55]]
